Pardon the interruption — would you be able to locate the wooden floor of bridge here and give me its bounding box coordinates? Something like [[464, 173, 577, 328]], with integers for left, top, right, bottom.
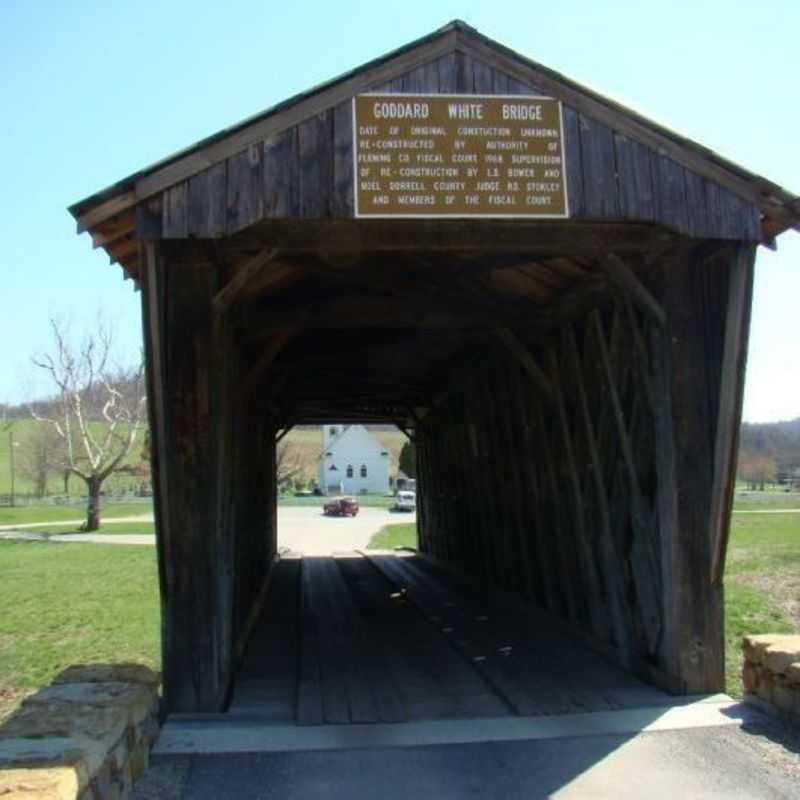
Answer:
[[227, 552, 668, 725]]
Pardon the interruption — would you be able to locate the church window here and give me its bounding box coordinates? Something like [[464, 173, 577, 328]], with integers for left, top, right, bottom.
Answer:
[[346, 465, 354, 478], [360, 464, 368, 478]]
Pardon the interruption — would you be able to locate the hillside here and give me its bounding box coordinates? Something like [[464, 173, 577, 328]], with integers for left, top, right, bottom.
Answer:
[[0, 417, 147, 499], [739, 418, 800, 464]]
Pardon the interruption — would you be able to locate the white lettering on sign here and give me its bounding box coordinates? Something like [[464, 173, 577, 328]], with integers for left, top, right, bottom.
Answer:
[[353, 93, 568, 218], [502, 104, 543, 121], [447, 103, 485, 119], [373, 101, 430, 119]]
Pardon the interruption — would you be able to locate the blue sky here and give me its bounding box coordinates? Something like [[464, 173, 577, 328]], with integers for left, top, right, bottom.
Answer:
[[1, 1, 797, 421]]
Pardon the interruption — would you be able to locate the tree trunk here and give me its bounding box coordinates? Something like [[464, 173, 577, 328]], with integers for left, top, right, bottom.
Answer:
[[84, 476, 102, 531]]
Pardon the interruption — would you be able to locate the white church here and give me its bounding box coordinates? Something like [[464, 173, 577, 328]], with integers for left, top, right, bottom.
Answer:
[[318, 425, 390, 495]]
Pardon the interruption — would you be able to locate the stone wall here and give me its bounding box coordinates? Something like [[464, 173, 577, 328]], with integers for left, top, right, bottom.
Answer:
[[0, 663, 160, 799], [742, 634, 800, 722]]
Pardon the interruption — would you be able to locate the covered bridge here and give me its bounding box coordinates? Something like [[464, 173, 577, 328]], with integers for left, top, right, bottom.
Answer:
[[70, 21, 799, 724]]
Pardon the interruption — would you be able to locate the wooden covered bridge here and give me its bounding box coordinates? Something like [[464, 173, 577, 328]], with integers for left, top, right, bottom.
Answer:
[[71, 21, 799, 725]]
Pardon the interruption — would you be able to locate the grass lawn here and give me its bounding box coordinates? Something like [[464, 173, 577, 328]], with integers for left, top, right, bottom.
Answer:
[[0, 541, 160, 690], [367, 522, 418, 549], [724, 510, 799, 696]]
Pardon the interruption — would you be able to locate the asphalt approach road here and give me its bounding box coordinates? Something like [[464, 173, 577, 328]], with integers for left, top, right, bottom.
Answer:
[[0, 506, 416, 553], [137, 711, 800, 799]]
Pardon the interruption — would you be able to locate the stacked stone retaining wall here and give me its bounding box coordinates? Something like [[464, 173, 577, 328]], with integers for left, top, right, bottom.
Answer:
[[0, 663, 159, 799], [742, 634, 800, 722]]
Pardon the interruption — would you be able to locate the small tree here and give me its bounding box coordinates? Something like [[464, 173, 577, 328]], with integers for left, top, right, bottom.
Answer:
[[399, 440, 416, 479], [16, 425, 65, 497], [276, 439, 306, 490], [31, 319, 147, 530]]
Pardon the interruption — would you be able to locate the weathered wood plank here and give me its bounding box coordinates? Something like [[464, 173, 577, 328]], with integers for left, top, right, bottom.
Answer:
[[683, 169, 710, 238], [562, 326, 632, 662], [652, 154, 689, 235], [298, 111, 332, 219], [263, 127, 298, 218], [710, 245, 756, 583], [332, 101, 354, 218], [493, 328, 552, 401], [562, 106, 584, 217], [188, 163, 227, 237], [140, 244, 233, 712], [212, 247, 279, 314], [579, 115, 619, 217], [546, 348, 608, 641], [297, 558, 324, 725], [599, 253, 666, 327], [472, 58, 494, 93], [615, 134, 655, 222], [226, 145, 264, 234], [590, 310, 663, 655], [437, 51, 458, 93], [162, 183, 189, 238]]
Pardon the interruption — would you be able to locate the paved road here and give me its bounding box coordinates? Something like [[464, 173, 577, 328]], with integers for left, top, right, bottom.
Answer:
[[139, 718, 800, 799], [0, 506, 415, 553]]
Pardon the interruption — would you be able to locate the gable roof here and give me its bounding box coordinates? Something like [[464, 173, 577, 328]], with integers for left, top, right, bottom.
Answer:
[[70, 19, 799, 245], [319, 425, 384, 460]]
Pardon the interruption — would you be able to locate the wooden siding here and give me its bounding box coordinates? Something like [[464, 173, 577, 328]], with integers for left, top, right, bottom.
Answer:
[[415, 242, 756, 691], [161, 52, 761, 242]]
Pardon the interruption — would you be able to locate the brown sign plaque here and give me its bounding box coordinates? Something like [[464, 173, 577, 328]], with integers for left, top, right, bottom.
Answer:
[[353, 93, 568, 218]]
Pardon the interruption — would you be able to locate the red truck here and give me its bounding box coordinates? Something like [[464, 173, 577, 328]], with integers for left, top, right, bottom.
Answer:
[[322, 496, 360, 517]]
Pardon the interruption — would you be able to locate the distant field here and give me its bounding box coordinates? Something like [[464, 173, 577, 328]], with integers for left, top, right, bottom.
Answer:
[[732, 489, 800, 510], [0, 417, 146, 498]]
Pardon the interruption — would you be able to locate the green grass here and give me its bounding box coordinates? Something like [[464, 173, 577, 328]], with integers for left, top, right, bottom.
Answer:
[[367, 522, 418, 549], [0, 502, 152, 526], [723, 510, 799, 696], [0, 541, 160, 689]]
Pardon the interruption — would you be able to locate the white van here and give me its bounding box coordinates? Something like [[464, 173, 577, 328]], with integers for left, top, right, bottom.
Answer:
[[395, 490, 416, 512]]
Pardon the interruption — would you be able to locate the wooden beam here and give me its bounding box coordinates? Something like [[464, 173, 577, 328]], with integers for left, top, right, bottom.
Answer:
[[235, 219, 679, 256], [243, 326, 302, 390], [710, 245, 756, 585], [494, 328, 552, 402], [598, 253, 666, 327], [76, 190, 138, 233], [213, 247, 280, 314], [276, 427, 292, 443]]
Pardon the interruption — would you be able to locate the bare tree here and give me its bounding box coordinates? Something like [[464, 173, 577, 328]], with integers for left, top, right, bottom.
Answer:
[[30, 319, 147, 530], [276, 440, 306, 489]]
